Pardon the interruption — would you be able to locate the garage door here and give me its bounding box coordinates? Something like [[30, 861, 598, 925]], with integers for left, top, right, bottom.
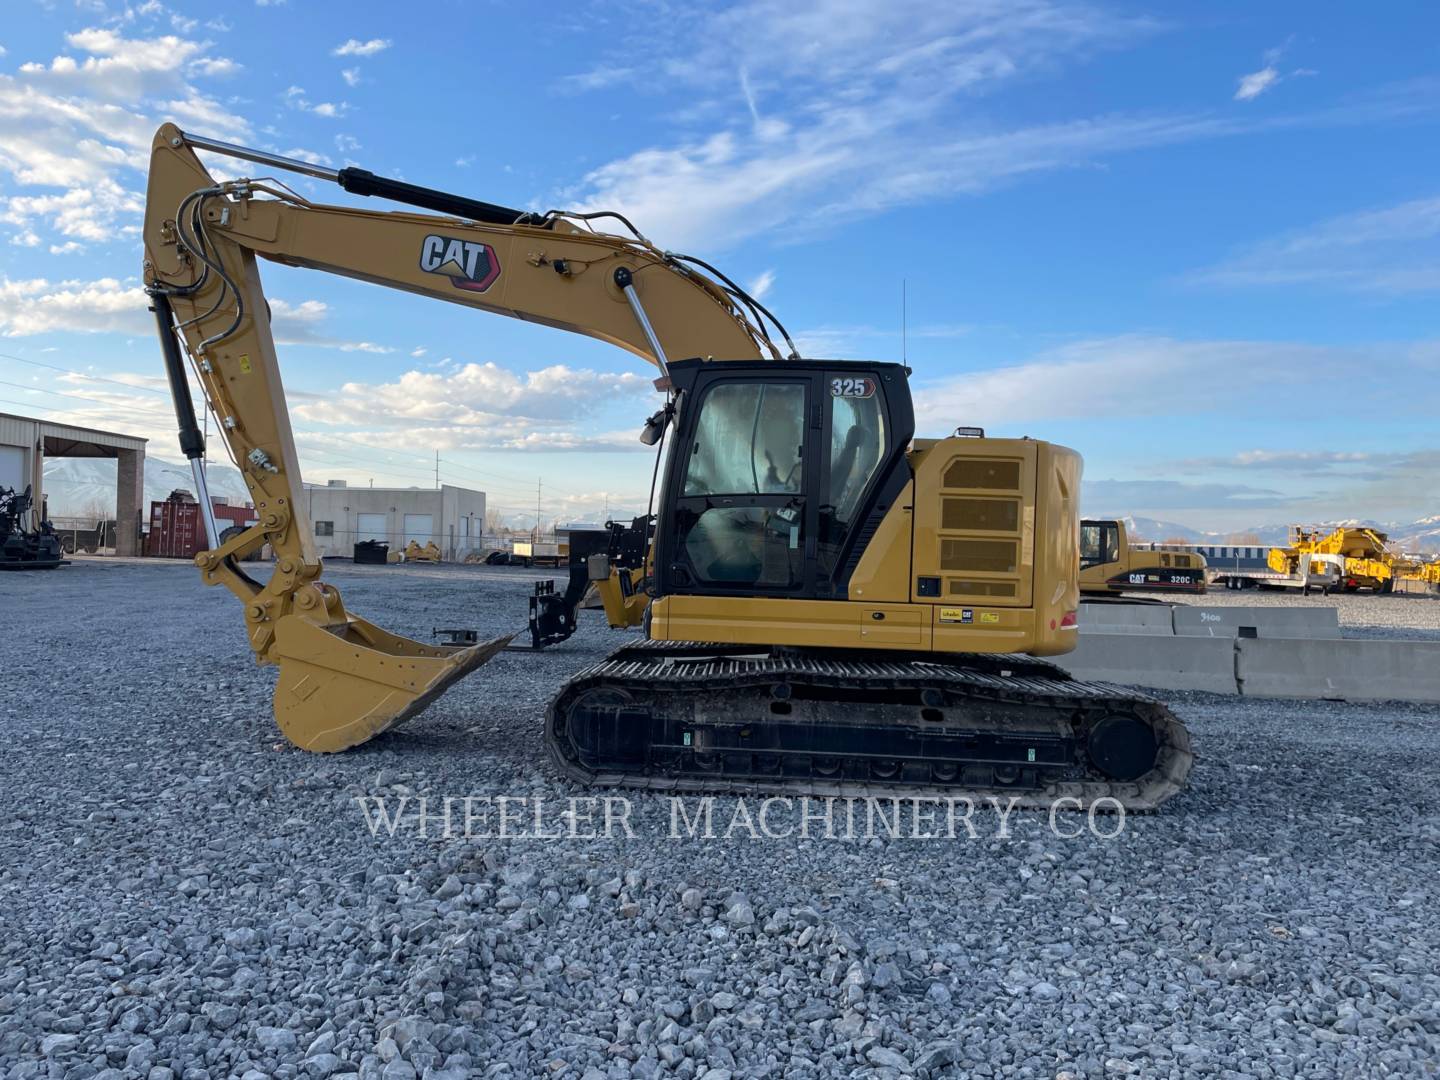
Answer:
[[403, 513, 434, 546], [0, 445, 24, 491], [355, 513, 388, 543]]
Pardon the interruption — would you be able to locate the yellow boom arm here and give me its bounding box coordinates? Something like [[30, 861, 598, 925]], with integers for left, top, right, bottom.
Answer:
[[141, 123, 773, 751]]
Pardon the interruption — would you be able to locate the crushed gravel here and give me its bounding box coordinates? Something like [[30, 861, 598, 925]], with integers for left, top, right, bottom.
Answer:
[[2, 558, 1438, 1079]]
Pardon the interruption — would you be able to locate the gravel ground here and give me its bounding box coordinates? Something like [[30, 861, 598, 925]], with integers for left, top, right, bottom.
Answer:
[[2, 558, 1438, 1080], [1129, 588, 1440, 641]]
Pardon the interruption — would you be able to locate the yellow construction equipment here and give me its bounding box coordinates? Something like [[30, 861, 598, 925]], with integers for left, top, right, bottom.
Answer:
[[1410, 560, 1440, 586], [140, 124, 1191, 807], [1078, 519, 1206, 596], [403, 540, 442, 563], [1268, 526, 1397, 593]]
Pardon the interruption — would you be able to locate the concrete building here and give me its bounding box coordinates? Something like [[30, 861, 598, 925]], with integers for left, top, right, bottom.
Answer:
[[302, 480, 486, 560], [0, 412, 147, 556]]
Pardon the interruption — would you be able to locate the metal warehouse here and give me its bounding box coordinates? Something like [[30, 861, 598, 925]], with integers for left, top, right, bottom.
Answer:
[[0, 411, 147, 556], [301, 480, 486, 560]]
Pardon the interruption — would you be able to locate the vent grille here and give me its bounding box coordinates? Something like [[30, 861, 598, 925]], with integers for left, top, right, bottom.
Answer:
[[934, 453, 1027, 605], [943, 497, 1019, 532], [941, 538, 1017, 574], [947, 580, 1018, 598], [943, 459, 1020, 491]]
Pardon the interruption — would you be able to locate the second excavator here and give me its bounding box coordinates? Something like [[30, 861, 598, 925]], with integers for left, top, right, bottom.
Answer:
[[141, 125, 1192, 809]]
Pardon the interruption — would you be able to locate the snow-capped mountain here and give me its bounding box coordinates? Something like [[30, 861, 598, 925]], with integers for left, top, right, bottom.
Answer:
[[42, 456, 252, 518], [1117, 515, 1439, 554]]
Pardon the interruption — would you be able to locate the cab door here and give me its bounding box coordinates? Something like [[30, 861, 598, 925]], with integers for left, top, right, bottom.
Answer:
[[659, 373, 820, 598]]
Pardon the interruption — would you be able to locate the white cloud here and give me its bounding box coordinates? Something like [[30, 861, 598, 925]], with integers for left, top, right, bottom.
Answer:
[[0, 25, 249, 244], [0, 276, 151, 336], [911, 335, 1440, 432], [266, 298, 393, 352], [280, 147, 333, 167], [748, 269, 775, 301], [283, 87, 348, 118], [553, 2, 1185, 248], [410, 347, 428, 358], [1235, 66, 1279, 102], [341, 67, 361, 87], [0, 279, 392, 354], [294, 361, 653, 430], [333, 38, 390, 58], [1235, 39, 1297, 102], [1194, 195, 1440, 292], [22, 28, 211, 99], [1083, 478, 1291, 512], [556, 6, 1431, 252], [189, 57, 241, 78], [559, 65, 635, 94]]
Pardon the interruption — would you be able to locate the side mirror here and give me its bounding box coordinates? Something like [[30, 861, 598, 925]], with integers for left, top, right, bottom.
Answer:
[[639, 407, 669, 446]]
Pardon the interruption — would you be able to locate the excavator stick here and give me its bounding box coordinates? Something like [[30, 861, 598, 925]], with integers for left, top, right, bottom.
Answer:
[[143, 126, 523, 753]]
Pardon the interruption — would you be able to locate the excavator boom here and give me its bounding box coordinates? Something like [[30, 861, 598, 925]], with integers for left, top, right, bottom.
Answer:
[[141, 125, 775, 751]]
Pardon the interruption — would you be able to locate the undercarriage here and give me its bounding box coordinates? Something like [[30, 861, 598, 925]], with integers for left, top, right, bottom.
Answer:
[[545, 640, 1192, 810]]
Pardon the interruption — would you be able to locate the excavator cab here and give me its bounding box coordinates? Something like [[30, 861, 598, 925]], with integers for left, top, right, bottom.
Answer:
[[655, 359, 912, 601]]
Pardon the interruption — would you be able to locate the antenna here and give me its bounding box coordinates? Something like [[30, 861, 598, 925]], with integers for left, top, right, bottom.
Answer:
[[901, 278, 908, 365]]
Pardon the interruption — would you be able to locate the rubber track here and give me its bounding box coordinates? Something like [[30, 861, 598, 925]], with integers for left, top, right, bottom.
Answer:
[[545, 641, 1193, 811]]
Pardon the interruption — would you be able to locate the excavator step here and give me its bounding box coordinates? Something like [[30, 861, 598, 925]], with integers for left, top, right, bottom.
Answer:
[[544, 641, 1192, 810]]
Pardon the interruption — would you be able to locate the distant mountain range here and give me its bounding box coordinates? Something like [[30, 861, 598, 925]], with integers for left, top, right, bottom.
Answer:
[[42, 455, 251, 517], [1117, 515, 1440, 554]]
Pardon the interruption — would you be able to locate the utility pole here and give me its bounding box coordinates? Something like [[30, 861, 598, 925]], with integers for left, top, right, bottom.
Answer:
[[535, 478, 542, 541], [434, 450, 440, 490]]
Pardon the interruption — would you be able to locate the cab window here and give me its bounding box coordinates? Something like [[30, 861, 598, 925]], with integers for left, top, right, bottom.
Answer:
[[1080, 522, 1118, 569], [683, 383, 804, 497]]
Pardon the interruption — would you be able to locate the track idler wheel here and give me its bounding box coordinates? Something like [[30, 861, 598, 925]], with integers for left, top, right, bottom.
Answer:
[[1086, 713, 1159, 781]]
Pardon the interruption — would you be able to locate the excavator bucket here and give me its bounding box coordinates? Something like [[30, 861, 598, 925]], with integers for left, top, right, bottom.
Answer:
[[269, 614, 511, 752]]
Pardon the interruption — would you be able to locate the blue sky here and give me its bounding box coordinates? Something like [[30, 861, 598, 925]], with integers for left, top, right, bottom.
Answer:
[[0, 0, 1436, 530]]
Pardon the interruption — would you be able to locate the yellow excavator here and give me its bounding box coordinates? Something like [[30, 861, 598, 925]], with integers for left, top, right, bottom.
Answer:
[[1079, 519, 1207, 597], [141, 124, 1191, 808]]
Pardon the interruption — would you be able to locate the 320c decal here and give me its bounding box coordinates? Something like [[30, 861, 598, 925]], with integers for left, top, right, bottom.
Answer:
[[419, 234, 501, 293]]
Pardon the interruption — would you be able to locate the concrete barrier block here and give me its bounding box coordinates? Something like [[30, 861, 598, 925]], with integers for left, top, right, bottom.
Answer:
[[1236, 638, 1440, 703], [1053, 634, 1237, 694], [1171, 606, 1341, 640], [1078, 603, 1175, 636], [1395, 579, 1440, 598]]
